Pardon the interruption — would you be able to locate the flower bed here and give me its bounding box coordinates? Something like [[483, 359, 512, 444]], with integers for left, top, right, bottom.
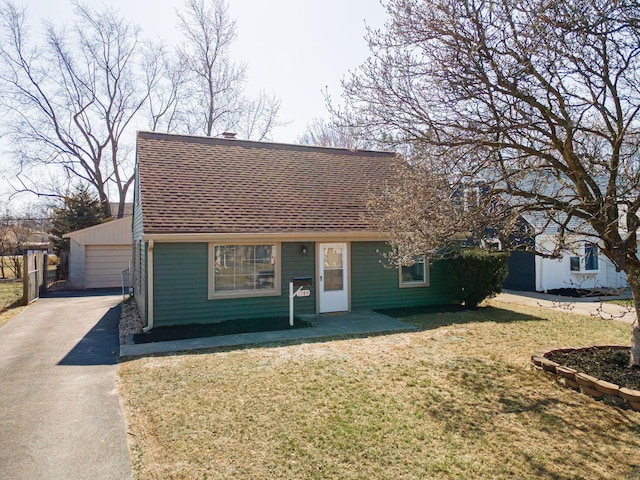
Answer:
[[531, 346, 640, 410]]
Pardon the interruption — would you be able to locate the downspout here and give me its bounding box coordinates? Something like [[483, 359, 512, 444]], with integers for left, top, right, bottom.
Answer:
[[143, 240, 155, 332]]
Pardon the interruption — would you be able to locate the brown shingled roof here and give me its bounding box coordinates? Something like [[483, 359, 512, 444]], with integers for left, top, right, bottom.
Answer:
[[136, 132, 397, 235]]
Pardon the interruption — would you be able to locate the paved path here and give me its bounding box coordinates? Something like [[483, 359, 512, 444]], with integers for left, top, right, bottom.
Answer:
[[121, 310, 416, 357], [0, 292, 132, 480], [494, 290, 636, 324]]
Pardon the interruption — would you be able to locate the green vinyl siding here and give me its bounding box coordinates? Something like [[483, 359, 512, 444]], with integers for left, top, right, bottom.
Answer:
[[282, 242, 315, 314], [350, 241, 454, 310], [152, 242, 316, 327], [132, 169, 144, 243], [137, 242, 147, 325], [150, 240, 453, 328], [132, 168, 147, 322]]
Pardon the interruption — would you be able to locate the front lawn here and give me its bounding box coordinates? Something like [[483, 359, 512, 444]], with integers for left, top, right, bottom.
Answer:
[[118, 301, 640, 480]]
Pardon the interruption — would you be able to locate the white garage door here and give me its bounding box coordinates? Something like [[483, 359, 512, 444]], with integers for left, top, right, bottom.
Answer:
[[85, 245, 132, 289]]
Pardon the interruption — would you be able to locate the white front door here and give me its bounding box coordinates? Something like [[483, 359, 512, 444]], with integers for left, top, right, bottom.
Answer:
[[318, 243, 349, 313]]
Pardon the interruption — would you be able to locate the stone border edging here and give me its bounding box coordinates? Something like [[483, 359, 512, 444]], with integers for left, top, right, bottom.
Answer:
[[530, 346, 640, 411]]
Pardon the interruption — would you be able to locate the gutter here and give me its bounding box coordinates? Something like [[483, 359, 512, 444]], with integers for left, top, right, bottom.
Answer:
[[141, 230, 387, 243], [143, 239, 154, 332]]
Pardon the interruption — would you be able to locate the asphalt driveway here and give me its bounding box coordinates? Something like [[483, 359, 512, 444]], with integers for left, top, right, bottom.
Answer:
[[0, 291, 131, 480]]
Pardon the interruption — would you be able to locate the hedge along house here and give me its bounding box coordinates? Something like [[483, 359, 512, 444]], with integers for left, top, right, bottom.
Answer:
[[133, 132, 454, 330]]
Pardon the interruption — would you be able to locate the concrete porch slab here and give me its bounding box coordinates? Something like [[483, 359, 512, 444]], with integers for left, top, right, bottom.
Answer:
[[119, 310, 416, 358]]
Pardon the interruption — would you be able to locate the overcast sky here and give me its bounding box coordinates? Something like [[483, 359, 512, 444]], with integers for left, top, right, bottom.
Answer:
[[24, 0, 389, 143]]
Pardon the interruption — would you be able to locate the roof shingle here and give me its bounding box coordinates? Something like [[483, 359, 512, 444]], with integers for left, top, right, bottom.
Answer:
[[136, 132, 397, 234]]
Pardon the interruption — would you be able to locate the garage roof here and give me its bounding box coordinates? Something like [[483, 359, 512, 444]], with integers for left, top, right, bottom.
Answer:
[[63, 216, 132, 245]]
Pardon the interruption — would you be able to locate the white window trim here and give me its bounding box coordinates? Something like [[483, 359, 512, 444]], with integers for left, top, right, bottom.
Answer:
[[569, 242, 600, 274], [398, 256, 430, 288], [208, 243, 281, 300]]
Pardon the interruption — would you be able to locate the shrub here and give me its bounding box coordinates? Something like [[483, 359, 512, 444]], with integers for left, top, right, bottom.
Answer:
[[447, 249, 509, 309]]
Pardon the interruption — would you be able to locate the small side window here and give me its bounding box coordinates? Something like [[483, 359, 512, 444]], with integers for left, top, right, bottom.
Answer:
[[569, 243, 599, 272], [570, 256, 580, 272], [481, 238, 502, 251], [399, 256, 430, 288]]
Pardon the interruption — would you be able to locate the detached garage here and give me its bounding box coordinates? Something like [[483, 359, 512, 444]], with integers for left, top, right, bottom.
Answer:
[[64, 216, 132, 289]]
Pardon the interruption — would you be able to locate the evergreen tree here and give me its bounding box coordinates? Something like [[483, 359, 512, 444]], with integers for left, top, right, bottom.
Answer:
[[48, 186, 108, 255]]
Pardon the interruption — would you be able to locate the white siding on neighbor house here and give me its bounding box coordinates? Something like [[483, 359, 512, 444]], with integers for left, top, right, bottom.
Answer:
[[535, 235, 627, 291], [85, 245, 132, 289]]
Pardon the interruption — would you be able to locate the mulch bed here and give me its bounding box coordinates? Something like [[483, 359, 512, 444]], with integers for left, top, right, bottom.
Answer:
[[545, 288, 617, 298], [547, 347, 640, 390], [133, 316, 311, 344]]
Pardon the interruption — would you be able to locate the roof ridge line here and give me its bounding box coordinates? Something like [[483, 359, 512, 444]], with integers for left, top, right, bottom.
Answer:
[[136, 130, 397, 157]]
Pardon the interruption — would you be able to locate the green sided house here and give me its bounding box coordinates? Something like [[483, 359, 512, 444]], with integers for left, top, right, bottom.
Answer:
[[133, 131, 453, 330]]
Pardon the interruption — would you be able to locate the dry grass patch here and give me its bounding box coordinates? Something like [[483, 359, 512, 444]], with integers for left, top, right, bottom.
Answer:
[[0, 281, 22, 308], [0, 281, 24, 329], [0, 256, 21, 279], [118, 301, 640, 479]]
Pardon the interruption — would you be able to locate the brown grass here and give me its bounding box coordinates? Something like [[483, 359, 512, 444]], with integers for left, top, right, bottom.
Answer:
[[0, 281, 24, 329], [0, 256, 22, 280], [118, 301, 640, 480]]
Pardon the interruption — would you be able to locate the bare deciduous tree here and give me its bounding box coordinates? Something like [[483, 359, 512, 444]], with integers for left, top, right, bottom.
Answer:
[[339, 0, 640, 364], [0, 209, 13, 279], [0, 203, 48, 278], [298, 117, 375, 150], [144, 42, 188, 133], [176, 0, 281, 139], [0, 0, 282, 213], [0, 1, 163, 218], [367, 157, 502, 265]]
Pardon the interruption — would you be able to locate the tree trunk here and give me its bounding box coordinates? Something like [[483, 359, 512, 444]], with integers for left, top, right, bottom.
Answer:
[[101, 197, 112, 219], [630, 280, 640, 367]]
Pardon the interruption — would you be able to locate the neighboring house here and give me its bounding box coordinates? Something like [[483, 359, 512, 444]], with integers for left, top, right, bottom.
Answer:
[[503, 213, 629, 292], [63, 213, 133, 289], [532, 234, 628, 292], [133, 132, 455, 330]]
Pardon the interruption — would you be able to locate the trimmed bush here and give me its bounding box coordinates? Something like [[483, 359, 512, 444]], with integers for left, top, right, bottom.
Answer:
[[447, 249, 509, 309]]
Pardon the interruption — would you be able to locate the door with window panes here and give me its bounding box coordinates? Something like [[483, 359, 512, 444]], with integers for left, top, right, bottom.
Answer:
[[318, 243, 349, 313]]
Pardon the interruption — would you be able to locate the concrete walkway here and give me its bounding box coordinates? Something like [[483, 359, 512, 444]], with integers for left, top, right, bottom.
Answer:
[[494, 289, 636, 324], [0, 292, 132, 480], [120, 310, 416, 358]]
